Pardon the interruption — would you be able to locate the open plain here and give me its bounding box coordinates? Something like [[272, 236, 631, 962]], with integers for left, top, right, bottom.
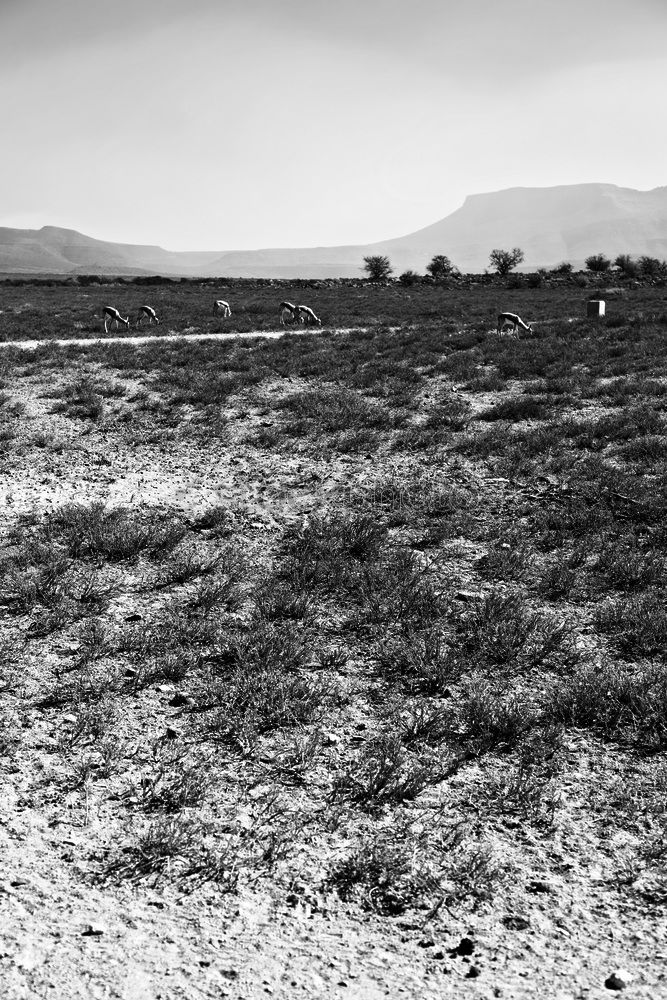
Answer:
[[1, 277, 667, 999]]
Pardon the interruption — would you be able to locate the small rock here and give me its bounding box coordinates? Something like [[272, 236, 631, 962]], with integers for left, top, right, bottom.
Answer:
[[323, 732, 340, 746], [466, 966, 481, 979], [527, 879, 552, 894], [165, 727, 180, 740], [169, 692, 191, 707], [418, 938, 435, 948], [456, 590, 483, 602], [503, 915, 531, 931], [81, 923, 106, 936], [125, 614, 142, 622], [605, 970, 632, 991], [450, 937, 475, 958]]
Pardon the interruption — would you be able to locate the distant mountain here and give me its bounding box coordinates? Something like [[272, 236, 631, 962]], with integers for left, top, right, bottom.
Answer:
[[2, 184, 666, 277]]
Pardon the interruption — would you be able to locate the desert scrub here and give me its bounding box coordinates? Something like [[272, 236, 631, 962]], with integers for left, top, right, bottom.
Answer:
[[476, 527, 532, 583], [280, 386, 402, 435], [354, 469, 470, 529], [195, 623, 333, 742], [451, 589, 580, 674], [478, 395, 551, 423], [550, 660, 667, 747], [590, 535, 666, 592], [276, 511, 386, 593], [374, 628, 460, 694], [330, 731, 442, 812], [50, 375, 105, 421], [348, 548, 445, 631], [594, 590, 667, 657], [38, 502, 186, 561], [327, 829, 441, 915]]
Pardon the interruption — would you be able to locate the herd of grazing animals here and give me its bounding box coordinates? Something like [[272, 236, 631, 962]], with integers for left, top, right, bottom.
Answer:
[[101, 299, 327, 332], [102, 301, 532, 335]]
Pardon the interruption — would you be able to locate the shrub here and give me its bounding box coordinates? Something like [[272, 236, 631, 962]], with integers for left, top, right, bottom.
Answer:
[[585, 254, 611, 273], [328, 833, 441, 914], [426, 255, 455, 280], [330, 732, 441, 812], [36, 502, 185, 562], [375, 629, 460, 693], [489, 248, 525, 276], [453, 590, 579, 673], [594, 591, 667, 657], [363, 255, 393, 281], [551, 660, 667, 747], [478, 396, 550, 422]]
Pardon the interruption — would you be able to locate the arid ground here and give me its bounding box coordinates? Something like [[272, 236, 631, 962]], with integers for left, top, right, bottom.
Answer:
[[1, 277, 666, 999]]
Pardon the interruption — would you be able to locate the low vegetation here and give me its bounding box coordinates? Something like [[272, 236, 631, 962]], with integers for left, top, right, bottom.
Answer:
[[1, 277, 666, 994]]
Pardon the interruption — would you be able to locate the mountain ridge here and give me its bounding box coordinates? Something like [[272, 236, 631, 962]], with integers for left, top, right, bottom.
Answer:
[[1, 183, 666, 277]]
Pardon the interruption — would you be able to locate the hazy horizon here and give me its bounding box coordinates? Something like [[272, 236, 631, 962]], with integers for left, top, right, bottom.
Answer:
[[2, 0, 666, 251]]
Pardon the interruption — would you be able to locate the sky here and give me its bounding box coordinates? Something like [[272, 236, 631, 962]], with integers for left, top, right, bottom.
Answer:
[[0, 0, 666, 250]]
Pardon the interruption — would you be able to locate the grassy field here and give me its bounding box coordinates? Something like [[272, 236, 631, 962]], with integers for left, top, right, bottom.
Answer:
[[1, 279, 667, 998]]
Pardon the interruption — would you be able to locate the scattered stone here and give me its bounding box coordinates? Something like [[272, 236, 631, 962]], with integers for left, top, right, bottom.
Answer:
[[503, 915, 531, 931], [322, 732, 340, 746], [527, 879, 552, 894], [450, 937, 475, 958], [605, 970, 632, 991], [418, 938, 435, 948], [455, 589, 483, 602], [81, 923, 106, 936]]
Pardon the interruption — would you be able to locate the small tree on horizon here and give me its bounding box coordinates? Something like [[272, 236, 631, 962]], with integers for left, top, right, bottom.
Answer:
[[585, 253, 611, 273], [638, 256, 667, 279], [551, 261, 573, 275], [489, 248, 525, 276], [426, 254, 455, 280], [363, 255, 393, 281]]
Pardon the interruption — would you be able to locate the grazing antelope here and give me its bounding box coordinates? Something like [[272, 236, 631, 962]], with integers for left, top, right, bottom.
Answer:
[[279, 301, 298, 325], [296, 304, 322, 326], [103, 306, 130, 333], [497, 312, 532, 336], [213, 300, 231, 318], [136, 305, 159, 326]]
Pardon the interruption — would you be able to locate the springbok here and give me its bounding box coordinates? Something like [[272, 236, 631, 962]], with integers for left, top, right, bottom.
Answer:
[[279, 301, 298, 325], [497, 312, 532, 336], [137, 305, 159, 326], [103, 306, 130, 333], [213, 300, 232, 318], [295, 304, 322, 326]]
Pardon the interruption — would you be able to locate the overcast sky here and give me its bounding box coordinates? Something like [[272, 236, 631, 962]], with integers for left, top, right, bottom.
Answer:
[[1, 0, 665, 250]]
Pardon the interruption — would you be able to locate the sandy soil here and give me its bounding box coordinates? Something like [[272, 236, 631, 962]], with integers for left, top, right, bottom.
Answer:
[[1, 347, 665, 1000]]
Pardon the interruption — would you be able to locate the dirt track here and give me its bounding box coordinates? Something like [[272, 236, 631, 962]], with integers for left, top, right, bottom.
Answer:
[[0, 327, 370, 350]]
